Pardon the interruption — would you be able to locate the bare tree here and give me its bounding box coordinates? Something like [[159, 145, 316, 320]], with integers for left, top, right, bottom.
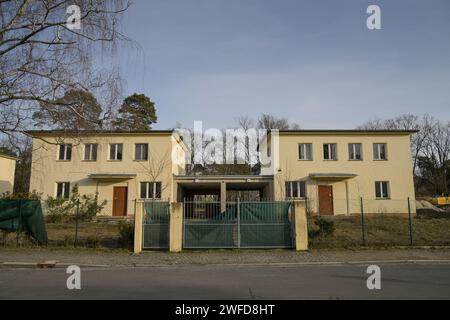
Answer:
[[358, 114, 450, 195], [0, 0, 131, 136]]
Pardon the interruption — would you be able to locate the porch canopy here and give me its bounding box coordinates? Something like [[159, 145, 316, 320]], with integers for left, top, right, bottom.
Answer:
[[309, 173, 357, 181], [88, 173, 136, 181], [174, 175, 274, 209]]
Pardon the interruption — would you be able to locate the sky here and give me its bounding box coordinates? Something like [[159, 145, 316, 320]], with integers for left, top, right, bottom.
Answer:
[[109, 0, 450, 130]]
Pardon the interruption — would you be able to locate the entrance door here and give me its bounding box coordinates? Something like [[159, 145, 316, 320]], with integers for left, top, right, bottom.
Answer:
[[318, 185, 333, 215], [112, 186, 128, 216]]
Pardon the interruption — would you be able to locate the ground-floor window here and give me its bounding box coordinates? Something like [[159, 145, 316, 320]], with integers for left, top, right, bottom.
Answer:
[[285, 181, 306, 199], [375, 181, 390, 199], [56, 182, 70, 199], [140, 181, 162, 199]]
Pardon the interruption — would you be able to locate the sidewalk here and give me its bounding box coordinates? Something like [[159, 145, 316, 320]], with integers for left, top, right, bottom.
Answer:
[[2, 247, 450, 268]]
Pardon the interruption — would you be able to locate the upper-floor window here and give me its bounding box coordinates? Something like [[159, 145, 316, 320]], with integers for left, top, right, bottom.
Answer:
[[140, 181, 162, 199], [285, 181, 306, 199], [109, 143, 123, 161], [84, 143, 98, 161], [135, 143, 149, 161], [56, 182, 70, 199], [375, 181, 390, 199], [298, 143, 312, 160], [323, 143, 337, 160], [373, 143, 387, 160], [348, 143, 362, 160], [58, 144, 72, 161]]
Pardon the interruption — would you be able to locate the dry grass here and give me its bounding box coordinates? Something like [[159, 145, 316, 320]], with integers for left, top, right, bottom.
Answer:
[[308, 215, 450, 249], [1, 222, 122, 249]]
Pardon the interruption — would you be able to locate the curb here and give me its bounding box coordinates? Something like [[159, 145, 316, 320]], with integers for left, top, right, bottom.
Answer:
[[133, 259, 450, 268], [1, 261, 110, 269]]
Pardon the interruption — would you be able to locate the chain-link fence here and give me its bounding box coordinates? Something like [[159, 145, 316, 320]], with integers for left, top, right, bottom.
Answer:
[[0, 198, 139, 249], [307, 197, 450, 249]]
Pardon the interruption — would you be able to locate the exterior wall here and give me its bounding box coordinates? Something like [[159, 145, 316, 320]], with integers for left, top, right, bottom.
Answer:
[[0, 155, 16, 194], [30, 133, 185, 216], [273, 133, 416, 215]]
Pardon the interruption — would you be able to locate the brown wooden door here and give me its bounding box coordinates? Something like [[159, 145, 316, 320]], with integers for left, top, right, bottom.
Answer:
[[112, 187, 128, 216], [318, 185, 334, 215]]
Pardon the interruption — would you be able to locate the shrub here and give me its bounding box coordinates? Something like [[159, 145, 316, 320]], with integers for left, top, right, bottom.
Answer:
[[313, 217, 335, 237], [118, 221, 134, 248], [43, 185, 106, 222], [1, 190, 42, 200], [45, 197, 73, 223]]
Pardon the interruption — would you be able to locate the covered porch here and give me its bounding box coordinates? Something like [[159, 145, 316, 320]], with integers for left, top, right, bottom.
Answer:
[[174, 175, 274, 212], [308, 173, 358, 215]]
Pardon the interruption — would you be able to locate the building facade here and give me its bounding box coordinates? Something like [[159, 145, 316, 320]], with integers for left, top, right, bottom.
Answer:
[[28, 129, 417, 216], [29, 130, 186, 216], [0, 153, 17, 195]]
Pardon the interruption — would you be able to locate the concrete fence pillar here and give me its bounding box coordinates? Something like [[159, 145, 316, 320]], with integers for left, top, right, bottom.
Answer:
[[133, 203, 143, 254], [293, 201, 308, 251], [169, 202, 183, 252]]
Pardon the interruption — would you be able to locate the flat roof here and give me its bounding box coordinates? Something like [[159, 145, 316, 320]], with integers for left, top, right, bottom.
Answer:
[[275, 129, 418, 135], [26, 129, 174, 136], [174, 175, 274, 181], [0, 153, 18, 161]]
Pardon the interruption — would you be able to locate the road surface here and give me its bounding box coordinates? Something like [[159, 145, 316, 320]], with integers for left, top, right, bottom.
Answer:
[[1, 263, 450, 299]]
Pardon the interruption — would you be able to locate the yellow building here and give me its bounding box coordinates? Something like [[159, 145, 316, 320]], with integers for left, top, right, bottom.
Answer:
[[28, 129, 417, 217], [29, 130, 186, 216], [0, 153, 17, 195], [262, 130, 417, 215]]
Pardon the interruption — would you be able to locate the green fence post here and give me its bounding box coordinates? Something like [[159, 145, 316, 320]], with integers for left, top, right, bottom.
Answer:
[[237, 198, 241, 249], [360, 197, 366, 246], [16, 199, 22, 246], [74, 199, 80, 247], [408, 197, 413, 246]]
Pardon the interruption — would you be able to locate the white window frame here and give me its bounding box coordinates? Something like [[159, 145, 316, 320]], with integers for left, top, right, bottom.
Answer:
[[298, 143, 313, 160], [373, 143, 388, 160], [109, 143, 123, 161], [135, 143, 149, 161], [285, 181, 306, 199], [56, 182, 70, 199], [375, 181, 390, 199], [323, 143, 337, 161], [58, 144, 72, 161], [140, 181, 162, 199], [348, 143, 362, 161], [84, 143, 98, 161]]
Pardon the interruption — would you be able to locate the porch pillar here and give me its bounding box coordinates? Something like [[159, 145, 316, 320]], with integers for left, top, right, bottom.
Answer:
[[133, 204, 143, 254], [220, 181, 227, 212], [169, 202, 183, 252], [293, 200, 308, 251]]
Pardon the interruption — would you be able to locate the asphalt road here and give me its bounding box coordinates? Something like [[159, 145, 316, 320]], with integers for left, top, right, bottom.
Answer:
[[1, 263, 450, 299]]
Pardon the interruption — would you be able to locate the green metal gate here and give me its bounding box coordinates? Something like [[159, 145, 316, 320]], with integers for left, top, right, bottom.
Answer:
[[143, 201, 169, 249], [183, 200, 293, 249]]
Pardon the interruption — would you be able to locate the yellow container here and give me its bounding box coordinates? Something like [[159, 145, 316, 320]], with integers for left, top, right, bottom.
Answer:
[[437, 197, 450, 205]]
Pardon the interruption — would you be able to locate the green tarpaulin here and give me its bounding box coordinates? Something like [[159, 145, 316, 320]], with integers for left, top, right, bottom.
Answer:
[[0, 199, 48, 244]]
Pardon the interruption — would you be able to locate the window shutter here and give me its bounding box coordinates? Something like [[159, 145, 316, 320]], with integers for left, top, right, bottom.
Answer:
[[66, 145, 72, 160], [155, 182, 162, 199]]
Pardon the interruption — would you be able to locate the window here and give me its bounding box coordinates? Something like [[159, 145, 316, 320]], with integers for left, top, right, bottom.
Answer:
[[84, 144, 98, 161], [373, 143, 387, 160], [56, 182, 70, 199], [298, 143, 312, 160], [285, 181, 306, 198], [348, 143, 362, 160], [323, 143, 337, 160], [375, 181, 390, 199], [109, 143, 123, 161], [140, 182, 162, 199], [58, 144, 72, 160], [135, 143, 149, 161]]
